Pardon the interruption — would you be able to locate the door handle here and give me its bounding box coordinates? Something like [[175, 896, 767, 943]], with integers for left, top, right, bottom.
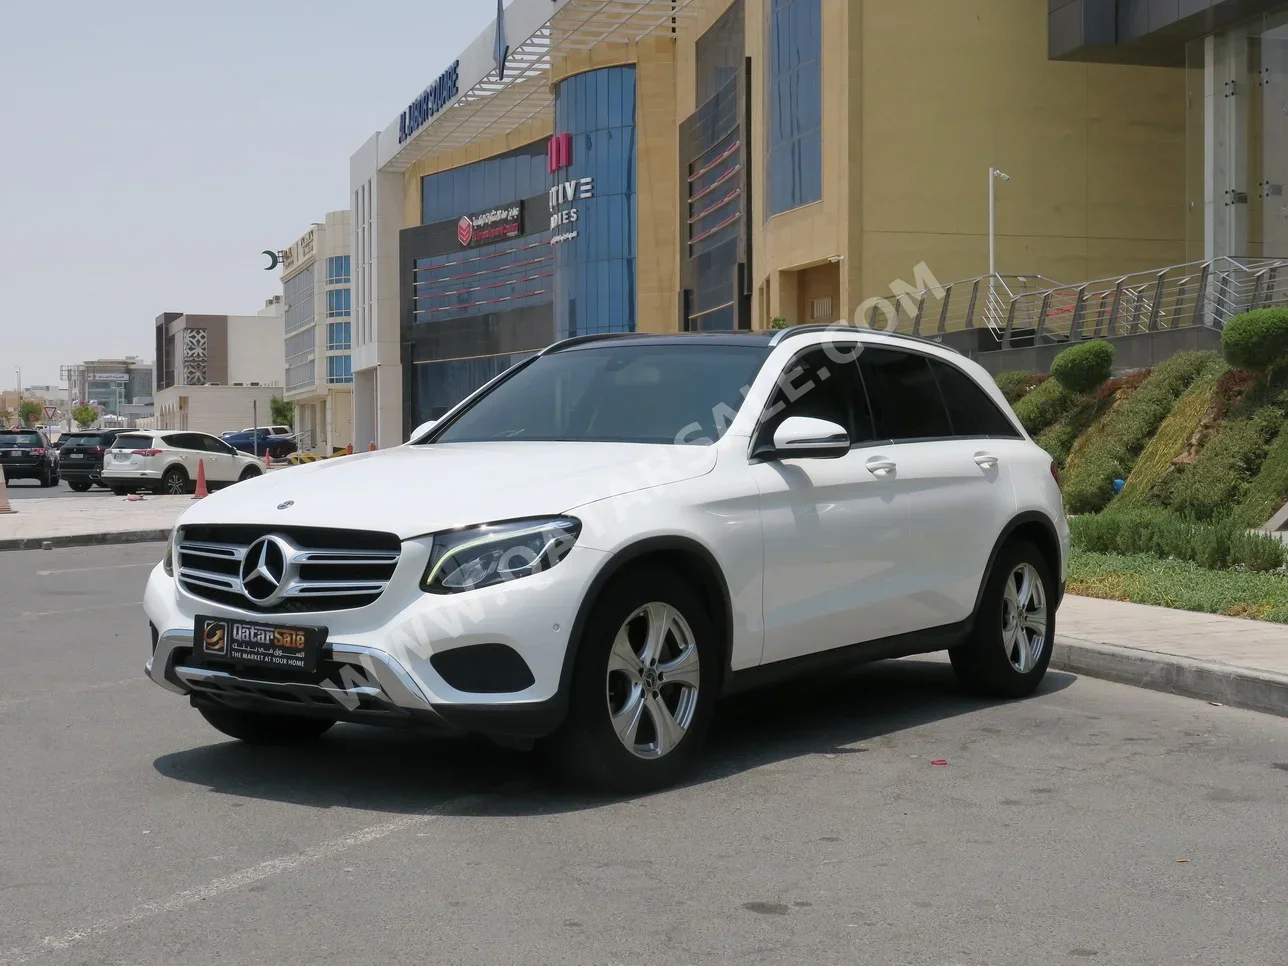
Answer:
[[865, 457, 897, 476], [974, 453, 999, 469]]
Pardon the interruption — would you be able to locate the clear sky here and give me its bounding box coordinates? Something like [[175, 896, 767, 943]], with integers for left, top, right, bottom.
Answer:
[[0, 0, 499, 389]]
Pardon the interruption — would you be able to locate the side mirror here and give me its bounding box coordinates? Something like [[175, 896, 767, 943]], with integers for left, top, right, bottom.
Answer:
[[409, 418, 439, 442], [769, 416, 850, 460]]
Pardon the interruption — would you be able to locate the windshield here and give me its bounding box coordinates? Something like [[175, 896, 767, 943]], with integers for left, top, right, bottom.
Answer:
[[0, 432, 41, 446], [112, 434, 153, 449], [434, 343, 771, 445]]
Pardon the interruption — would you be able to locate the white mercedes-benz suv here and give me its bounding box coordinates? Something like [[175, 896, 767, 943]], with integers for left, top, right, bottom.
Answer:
[[144, 326, 1069, 792]]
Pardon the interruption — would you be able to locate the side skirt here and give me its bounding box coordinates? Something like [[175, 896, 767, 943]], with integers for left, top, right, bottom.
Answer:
[[722, 619, 973, 698]]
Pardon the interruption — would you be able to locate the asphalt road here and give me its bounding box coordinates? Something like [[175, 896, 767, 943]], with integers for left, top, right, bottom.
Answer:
[[2, 478, 116, 500], [3, 543, 1287, 966]]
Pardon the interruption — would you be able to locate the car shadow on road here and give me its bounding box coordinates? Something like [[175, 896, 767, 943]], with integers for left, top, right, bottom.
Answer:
[[152, 658, 1076, 815]]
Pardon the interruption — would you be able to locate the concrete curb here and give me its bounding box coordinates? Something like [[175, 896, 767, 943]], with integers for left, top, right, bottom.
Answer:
[[1052, 635, 1288, 719], [0, 529, 171, 553]]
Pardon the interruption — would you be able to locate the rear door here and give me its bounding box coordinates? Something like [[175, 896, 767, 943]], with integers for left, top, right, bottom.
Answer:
[[163, 433, 206, 479], [857, 346, 1021, 632], [193, 433, 238, 481]]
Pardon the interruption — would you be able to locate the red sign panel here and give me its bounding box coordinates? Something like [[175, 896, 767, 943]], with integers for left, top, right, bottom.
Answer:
[[457, 215, 474, 247], [548, 133, 573, 174]]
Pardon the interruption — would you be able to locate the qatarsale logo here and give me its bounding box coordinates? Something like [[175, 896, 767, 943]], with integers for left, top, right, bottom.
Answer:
[[457, 216, 474, 247]]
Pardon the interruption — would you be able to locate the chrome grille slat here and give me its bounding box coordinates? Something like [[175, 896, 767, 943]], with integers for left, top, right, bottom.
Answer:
[[176, 526, 401, 613]]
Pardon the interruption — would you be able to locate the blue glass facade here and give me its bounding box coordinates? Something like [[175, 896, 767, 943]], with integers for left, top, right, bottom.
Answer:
[[551, 66, 638, 339], [766, 0, 822, 217]]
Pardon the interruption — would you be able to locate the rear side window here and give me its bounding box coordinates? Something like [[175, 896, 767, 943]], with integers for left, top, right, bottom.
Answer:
[[113, 434, 154, 449], [857, 348, 954, 441], [927, 359, 1023, 439]]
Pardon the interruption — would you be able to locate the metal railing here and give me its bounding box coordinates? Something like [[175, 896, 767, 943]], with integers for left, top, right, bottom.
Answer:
[[880, 274, 1064, 337], [893, 257, 1288, 349]]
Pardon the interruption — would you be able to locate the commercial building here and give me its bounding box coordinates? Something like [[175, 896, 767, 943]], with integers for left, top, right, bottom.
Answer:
[[351, 0, 1192, 445], [280, 211, 354, 454], [64, 358, 153, 416], [152, 299, 286, 435]]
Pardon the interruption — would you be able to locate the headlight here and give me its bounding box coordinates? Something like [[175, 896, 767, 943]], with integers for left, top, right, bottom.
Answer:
[[421, 517, 581, 594], [162, 525, 179, 577]]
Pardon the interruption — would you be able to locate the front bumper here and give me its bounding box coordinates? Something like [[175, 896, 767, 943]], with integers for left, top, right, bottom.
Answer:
[[143, 542, 608, 739]]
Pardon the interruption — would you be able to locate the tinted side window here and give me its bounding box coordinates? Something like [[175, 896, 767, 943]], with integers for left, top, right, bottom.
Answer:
[[760, 348, 877, 446], [195, 435, 228, 453], [166, 434, 198, 451], [857, 348, 953, 441], [928, 359, 1023, 439]]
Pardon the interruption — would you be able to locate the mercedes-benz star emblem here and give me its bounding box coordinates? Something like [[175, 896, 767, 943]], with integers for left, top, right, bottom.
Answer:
[[240, 535, 288, 604], [277, 500, 294, 510]]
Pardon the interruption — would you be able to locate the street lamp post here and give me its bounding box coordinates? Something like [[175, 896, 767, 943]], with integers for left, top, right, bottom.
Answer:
[[988, 167, 1012, 331]]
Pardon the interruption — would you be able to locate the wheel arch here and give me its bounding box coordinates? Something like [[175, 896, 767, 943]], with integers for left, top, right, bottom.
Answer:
[[972, 511, 1064, 620], [558, 535, 735, 711]]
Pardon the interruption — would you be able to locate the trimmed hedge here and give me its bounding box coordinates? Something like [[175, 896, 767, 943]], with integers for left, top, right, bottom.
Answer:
[[1238, 425, 1288, 526], [1222, 308, 1288, 371], [1164, 406, 1285, 520], [1059, 351, 1215, 514], [1012, 376, 1081, 435], [1051, 339, 1115, 393], [1118, 361, 1227, 507], [1071, 507, 1286, 572], [993, 370, 1043, 405], [1037, 395, 1114, 469]]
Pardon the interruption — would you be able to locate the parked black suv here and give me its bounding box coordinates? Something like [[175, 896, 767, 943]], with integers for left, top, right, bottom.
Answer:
[[0, 429, 60, 487], [58, 428, 135, 491]]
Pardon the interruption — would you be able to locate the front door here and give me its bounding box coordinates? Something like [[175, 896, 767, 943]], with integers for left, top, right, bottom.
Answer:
[[750, 345, 911, 665], [857, 347, 1021, 632]]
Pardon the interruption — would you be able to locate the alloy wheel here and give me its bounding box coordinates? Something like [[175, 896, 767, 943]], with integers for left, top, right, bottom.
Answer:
[[605, 602, 701, 760], [164, 472, 186, 495], [1000, 563, 1048, 674]]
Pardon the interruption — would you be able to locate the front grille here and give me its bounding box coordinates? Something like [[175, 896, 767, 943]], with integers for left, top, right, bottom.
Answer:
[[176, 525, 401, 613]]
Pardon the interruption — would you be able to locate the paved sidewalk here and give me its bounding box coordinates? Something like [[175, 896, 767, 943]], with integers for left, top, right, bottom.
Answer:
[[1054, 594, 1288, 718], [0, 494, 188, 551]]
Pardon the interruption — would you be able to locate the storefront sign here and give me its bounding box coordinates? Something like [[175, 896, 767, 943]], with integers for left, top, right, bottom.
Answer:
[[456, 202, 523, 248], [399, 60, 461, 144], [548, 177, 594, 245], [89, 373, 129, 382]]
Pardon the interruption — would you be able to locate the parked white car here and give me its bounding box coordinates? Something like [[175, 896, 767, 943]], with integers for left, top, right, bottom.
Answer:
[[143, 327, 1069, 792], [104, 430, 266, 495]]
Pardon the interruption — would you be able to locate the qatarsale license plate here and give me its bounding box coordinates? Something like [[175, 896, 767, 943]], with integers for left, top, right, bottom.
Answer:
[[195, 616, 325, 672]]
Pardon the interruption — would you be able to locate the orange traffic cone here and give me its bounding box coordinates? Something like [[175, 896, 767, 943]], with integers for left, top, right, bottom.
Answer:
[[0, 465, 16, 514], [346, 443, 353, 455], [192, 459, 208, 500], [369, 442, 376, 452]]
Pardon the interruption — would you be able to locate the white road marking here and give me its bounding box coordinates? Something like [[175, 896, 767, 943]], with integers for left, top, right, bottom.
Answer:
[[0, 796, 484, 965], [36, 563, 155, 576], [12, 601, 142, 620]]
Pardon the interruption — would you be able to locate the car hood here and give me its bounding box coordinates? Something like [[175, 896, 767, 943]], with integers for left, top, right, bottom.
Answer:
[[177, 441, 718, 539]]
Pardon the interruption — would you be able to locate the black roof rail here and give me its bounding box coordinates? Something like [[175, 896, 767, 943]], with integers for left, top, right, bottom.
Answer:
[[541, 332, 638, 354], [767, 322, 961, 354]]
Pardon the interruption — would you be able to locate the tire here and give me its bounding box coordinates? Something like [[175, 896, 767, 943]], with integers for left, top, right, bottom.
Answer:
[[161, 466, 189, 495], [39, 465, 54, 488], [547, 567, 720, 794], [110, 486, 127, 496], [197, 705, 335, 745], [950, 539, 1056, 699], [68, 481, 91, 492], [238, 466, 262, 483]]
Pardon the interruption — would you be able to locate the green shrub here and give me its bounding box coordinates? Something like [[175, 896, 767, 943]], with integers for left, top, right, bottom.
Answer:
[[1051, 340, 1116, 393], [1221, 308, 1288, 371], [1059, 351, 1215, 513], [1238, 425, 1288, 526], [1012, 377, 1081, 435], [994, 370, 1032, 403], [1071, 506, 1286, 572], [1165, 407, 1285, 520]]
